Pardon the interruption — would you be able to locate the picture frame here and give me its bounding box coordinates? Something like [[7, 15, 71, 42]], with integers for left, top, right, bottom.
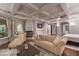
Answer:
[[37, 23, 43, 28]]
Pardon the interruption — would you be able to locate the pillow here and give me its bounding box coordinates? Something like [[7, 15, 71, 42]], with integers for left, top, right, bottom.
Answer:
[[53, 36, 62, 46]]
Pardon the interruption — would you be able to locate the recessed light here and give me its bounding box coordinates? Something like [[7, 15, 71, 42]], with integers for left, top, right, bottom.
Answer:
[[57, 22, 60, 27], [57, 17, 61, 20]]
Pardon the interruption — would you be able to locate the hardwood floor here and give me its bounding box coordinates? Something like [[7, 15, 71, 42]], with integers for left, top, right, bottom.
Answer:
[[63, 47, 79, 56], [0, 42, 9, 50]]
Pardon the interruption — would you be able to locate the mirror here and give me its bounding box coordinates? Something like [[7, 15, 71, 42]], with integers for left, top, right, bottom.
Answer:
[[0, 17, 8, 38]]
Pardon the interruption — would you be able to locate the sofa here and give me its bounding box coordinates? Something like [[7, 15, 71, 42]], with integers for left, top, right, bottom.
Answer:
[[33, 35, 68, 55]]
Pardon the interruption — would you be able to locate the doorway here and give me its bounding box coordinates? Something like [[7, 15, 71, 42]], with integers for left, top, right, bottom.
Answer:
[[50, 23, 57, 35]]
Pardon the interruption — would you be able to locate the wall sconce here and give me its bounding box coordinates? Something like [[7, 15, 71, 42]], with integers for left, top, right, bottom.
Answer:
[[69, 22, 75, 26], [56, 17, 60, 27], [57, 22, 60, 27]]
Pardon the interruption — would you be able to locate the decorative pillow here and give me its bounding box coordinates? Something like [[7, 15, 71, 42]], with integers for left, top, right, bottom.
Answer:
[[53, 36, 62, 46]]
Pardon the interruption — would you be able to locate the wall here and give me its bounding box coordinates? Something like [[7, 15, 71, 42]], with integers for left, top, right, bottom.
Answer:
[[25, 20, 34, 31], [35, 20, 50, 35], [18, 16, 79, 36], [55, 16, 79, 35], [25, 20, 51, 36], [69, 15, 79, 34]]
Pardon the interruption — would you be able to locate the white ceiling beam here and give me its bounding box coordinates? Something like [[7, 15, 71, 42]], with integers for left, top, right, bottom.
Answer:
[[10, 3, 20, 14], [0, 10, 11, 17], [0, 7, 26, 20], [23, 3, 39, 11], [60, 3, 71, 18], [24, 3, 50, 17], [30, 11, 37, 16], [14, 11, 30, 17], [30, 9, 50, 17], [42, 10, 50, 16]]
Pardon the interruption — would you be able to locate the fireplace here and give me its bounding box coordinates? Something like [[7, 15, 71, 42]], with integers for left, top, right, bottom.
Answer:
[[25, 31, 33, 37]]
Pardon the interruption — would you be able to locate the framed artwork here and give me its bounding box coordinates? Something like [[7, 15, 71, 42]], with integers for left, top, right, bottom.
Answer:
[[37, 23, 43, 28]]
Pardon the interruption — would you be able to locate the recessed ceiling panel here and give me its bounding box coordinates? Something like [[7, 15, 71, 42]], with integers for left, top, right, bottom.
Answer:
[[32, 3, 46, 9], [0, 3, 14, 12], [17, 5, 34, 15], [41, 3, 63, 14], [67, 3, 79, 9], [33, 12, 49, 19]]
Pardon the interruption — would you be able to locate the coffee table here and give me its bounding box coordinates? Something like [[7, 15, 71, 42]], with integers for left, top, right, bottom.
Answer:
[[17, 44, 40, 56]]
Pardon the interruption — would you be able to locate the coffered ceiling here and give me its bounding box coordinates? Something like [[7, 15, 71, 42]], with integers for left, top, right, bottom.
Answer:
[[0, 3, 78, 22], [61, 3, 79, 18]]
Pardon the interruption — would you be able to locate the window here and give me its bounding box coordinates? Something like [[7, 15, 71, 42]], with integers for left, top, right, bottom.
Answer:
[[0, 17, 8, 38], [16, 24, 23, 33], [15, 21, 24, 35]]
